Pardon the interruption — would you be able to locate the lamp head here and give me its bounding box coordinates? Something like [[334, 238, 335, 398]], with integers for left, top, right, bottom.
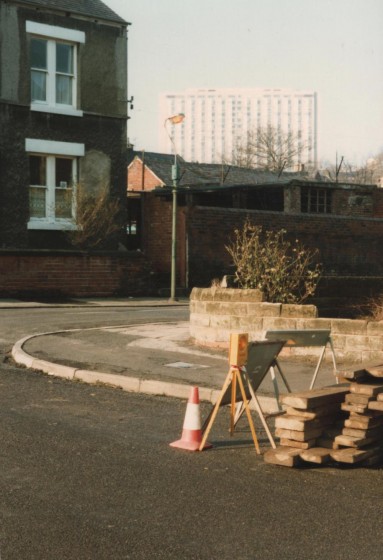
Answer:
[[167, 113, 185, 125]]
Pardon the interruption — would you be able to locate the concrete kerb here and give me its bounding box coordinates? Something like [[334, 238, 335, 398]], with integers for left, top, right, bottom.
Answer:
[[11, 328, 280, 413], [1, 298, 190, 310], [11, 336, 36, 368], [11, 329, 214, 398]]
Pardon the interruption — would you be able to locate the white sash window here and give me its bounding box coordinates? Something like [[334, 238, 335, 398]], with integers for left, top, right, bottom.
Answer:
[[26, 139, 85, 230], [27, 21, 85, 117]]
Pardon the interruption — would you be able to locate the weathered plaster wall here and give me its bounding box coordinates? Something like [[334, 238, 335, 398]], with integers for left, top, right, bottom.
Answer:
[[81, 150, 111, 196], [0, 2, 20, 102], [10, 3, 128, 114], [0, 103, 127, 249], [0, 2, 128, 250]]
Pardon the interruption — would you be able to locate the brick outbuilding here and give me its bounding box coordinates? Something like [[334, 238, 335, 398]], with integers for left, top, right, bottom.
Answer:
[[127, 152, 383, 312]]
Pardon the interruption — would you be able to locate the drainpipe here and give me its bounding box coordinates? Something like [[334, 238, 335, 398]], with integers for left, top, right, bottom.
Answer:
[[185, 215, 189, 290], [141, 150, 145, 190]]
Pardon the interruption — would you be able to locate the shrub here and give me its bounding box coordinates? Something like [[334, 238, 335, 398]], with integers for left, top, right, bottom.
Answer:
[[66, 183, 122, 249], [363, 295, 383, 321], [225, 219, 322, 303]]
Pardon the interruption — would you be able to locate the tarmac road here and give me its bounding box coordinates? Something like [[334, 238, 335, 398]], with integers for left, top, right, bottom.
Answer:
[[0, 301, 383, 559], [0, 358, 383, 560]]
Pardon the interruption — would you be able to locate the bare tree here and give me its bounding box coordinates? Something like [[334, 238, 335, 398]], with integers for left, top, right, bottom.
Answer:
[[364, 152, 383, 184], [227, 125, 306, 174], [321, 156, 378, 184]]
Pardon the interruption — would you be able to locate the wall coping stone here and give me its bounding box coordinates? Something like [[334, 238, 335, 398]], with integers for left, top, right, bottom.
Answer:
[[191, 286, 264, 302], [0, 249, 144, 258]]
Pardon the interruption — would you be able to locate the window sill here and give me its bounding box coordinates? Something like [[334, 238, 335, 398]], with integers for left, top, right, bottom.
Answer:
[[31, 103, 83, 118], [28, 220, 78, 231]]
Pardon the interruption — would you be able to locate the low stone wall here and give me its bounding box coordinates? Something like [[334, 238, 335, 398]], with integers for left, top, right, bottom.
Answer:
[[190, 287, 383, 364]]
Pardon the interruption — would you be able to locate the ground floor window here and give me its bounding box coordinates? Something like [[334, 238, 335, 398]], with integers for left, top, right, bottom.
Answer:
[[25, 138, 84, 229], [29, 154, 76, 219], [301, 186, 331, 214]]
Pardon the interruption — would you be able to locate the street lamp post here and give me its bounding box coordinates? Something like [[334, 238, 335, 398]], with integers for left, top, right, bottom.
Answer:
[[164, 113, 185, 302]]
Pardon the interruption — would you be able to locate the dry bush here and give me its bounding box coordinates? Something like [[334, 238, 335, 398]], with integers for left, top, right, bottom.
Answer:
[[226, 219, 322, 304], [66, 184, 122, 249], [363, 295, 383, 321]]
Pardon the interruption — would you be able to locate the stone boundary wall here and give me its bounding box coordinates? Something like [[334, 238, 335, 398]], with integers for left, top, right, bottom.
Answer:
[[190, 287, 383, 364]]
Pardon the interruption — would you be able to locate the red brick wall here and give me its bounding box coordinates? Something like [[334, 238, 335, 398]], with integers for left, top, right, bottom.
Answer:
[[332, 189, 374, 217], [284, 183, 383, 218], [141, 195, 186, 283], [140, 197, 383, 292], [0, 251, 154, 298], [186, 206, 383, 287], [141, 196, 172, 273], [127, 158, 164, 192], [373, 189, 383, 217]]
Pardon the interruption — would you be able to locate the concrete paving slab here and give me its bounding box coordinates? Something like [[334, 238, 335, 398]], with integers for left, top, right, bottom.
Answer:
[[13, 321, 342, 415]]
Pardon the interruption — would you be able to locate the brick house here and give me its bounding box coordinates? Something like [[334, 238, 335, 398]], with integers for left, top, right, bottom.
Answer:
[[128, 152, 383, 312], [0, 0, 153, 298]]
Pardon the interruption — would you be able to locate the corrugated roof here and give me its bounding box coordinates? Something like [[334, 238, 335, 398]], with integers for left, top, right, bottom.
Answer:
[[131, 151, 304, 189], [15, 0, 128, 24]]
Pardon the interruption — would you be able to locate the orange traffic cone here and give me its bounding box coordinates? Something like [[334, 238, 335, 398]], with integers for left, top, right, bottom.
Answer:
[[170, 387, 212, 451]]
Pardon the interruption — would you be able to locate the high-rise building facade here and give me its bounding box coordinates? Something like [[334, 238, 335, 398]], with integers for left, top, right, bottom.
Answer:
[[159, 88, 318, 168]]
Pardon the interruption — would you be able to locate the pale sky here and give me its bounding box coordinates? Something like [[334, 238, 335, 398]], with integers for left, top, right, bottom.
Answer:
[[105, 0, 383, 165]]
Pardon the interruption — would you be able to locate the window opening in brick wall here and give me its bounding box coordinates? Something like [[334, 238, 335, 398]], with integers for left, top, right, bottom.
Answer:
[[126, 197, 141, 250], [301, 187, 332, 213], [27, 21, 84, 117], [28, 154, 77, 224], [31, 38, 76, 107]]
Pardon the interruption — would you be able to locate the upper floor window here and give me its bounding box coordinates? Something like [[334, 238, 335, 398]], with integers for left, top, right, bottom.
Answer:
[[31, 38, 74, 106], [26, 21, 85, 117]]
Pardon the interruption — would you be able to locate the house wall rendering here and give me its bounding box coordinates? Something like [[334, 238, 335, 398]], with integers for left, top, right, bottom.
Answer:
[[0, 0, 156, 298], [0, 0, 128, 250]]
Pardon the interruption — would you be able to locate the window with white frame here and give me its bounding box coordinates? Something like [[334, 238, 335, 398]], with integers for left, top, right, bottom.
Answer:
[[26, 21, 85, 117], [26, 139, 85, 229]]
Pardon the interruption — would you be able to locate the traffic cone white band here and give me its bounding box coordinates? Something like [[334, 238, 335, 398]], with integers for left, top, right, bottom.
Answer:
[[169, 386, 212, 451], [183, 403, 201, 431]]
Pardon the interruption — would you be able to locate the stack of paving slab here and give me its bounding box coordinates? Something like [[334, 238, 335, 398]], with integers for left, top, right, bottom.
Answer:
[[264, 366, 383, 468], [334, 365, 383, 467]]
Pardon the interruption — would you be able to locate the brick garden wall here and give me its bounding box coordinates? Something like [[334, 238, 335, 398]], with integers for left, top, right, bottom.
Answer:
[[141, 195, 187, 285], [141, 195, 172, 274], [190, 287, 383, 364], [185, 206, 383, 315], [373, 189, 383, 216], [187, 206, 383, 285], [0, 251, 155, 298]]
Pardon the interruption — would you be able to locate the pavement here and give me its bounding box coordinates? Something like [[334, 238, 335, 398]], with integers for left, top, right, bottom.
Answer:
[[6, 297, 343, 413]]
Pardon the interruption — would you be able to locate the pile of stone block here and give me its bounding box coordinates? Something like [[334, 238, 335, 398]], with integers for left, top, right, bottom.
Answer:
[[264, 366, 383, 468]]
